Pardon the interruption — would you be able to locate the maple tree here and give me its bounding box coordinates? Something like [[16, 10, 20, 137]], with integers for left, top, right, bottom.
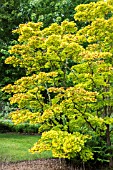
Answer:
[[2, 0, 113, 168], [0, 0, 98, 107]]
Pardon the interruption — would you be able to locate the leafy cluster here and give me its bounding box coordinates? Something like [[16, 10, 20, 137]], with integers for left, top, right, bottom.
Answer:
[[30, 130, 93, 161]]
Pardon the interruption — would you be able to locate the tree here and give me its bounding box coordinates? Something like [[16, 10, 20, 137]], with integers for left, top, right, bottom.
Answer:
[[0, 0, 33, 81], [0, 0, 98, 107], [2, 0, 113, 168], [0, 0, 30, 105], [29, 0, 98, 27]]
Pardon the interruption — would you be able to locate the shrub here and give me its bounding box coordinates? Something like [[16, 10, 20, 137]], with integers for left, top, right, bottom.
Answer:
[[0, 119, 40, 134]]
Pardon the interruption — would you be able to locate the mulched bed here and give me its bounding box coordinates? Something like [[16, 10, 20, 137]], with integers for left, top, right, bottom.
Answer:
[[0, 158, 109, 170], [0, 159, 71, 170]]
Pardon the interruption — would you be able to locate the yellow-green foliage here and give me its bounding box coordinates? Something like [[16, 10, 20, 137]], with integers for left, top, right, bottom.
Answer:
[[30, 130, 93, 161], [2, 0, 113, 163], [74, 0, 113, 22]]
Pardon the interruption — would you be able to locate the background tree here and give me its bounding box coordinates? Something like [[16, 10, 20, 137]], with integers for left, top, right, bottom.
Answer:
[[29, 0, 98, 27], [3, 1, 113, 168], [0, 0, 30, 108]]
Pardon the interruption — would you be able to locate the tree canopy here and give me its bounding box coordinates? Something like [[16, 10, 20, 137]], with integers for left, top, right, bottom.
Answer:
[[0, 0, 98, 104]]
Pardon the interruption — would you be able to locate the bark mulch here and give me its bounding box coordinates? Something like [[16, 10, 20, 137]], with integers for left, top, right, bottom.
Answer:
[[0, 159, 71, 170]]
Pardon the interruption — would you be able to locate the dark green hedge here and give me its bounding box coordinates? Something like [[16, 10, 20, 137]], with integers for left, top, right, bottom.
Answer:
[[0, 120, 40, 134]]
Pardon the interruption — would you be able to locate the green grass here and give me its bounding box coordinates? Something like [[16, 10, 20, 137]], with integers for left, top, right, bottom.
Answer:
[[0, 133, 52, 162]]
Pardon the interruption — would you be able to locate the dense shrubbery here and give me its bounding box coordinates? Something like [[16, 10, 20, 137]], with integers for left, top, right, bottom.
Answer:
[[0, 120, 40, 134]]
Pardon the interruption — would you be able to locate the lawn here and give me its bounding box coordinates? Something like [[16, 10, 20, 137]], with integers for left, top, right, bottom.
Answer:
[[0, 133, 52, 162]]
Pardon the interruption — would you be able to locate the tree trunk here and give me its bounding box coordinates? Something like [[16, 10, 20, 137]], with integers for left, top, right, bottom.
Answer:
[[106, 124, 113, 168]]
